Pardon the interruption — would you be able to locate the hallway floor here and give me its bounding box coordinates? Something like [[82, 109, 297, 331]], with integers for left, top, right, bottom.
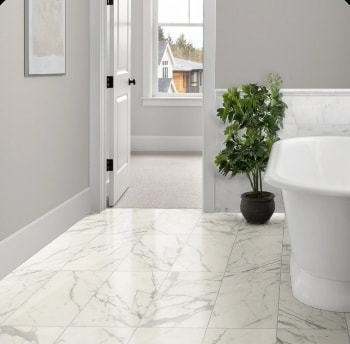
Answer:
[[115, 152, 202, 209], [1, 209, 350, 344]]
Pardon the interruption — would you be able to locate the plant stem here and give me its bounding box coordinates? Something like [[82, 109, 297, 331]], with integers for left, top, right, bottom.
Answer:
[[253, 169, 258, 195], [247, 173, 254, 191], [259, 170, 263, 193]]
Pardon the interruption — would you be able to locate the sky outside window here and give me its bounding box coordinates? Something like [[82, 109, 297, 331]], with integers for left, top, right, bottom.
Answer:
[[158, 0, 203, 23], [158, 0, 203, 49]]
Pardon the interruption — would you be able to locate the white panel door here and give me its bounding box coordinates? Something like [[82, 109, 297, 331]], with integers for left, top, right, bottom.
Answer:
[[108, 0, 132, 206]]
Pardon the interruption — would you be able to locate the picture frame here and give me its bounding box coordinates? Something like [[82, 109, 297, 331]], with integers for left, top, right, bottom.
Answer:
[[25, 0, 66, 76]]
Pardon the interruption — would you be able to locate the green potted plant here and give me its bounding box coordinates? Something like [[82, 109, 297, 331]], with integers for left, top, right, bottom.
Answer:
[[215, 73, 287, 224]]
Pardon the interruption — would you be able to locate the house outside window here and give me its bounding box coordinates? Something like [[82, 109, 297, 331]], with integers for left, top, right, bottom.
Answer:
[[157, 41, 176, 93]]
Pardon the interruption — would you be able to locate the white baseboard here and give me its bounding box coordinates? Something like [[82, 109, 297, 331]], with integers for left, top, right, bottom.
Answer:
[[131, 136, 203, 152], [0, 188, 91, 279]]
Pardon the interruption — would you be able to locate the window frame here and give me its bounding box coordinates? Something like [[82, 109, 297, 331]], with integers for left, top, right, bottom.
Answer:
[[142, 0, 203, 107]]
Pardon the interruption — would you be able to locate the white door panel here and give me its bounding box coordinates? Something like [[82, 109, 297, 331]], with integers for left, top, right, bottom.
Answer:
[[117, 95, 129, 168], [116, 0, 129, 72], [108, 0, 132, 206]]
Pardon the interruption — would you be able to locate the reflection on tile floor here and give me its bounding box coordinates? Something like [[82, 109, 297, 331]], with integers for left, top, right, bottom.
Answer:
[[0, 209, 350, 343]]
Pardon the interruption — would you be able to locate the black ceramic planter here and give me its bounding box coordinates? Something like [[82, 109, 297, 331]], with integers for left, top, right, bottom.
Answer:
[[240, 192, 275, 224]]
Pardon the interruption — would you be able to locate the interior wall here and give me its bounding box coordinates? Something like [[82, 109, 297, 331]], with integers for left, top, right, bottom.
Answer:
[[0, 0, 90, 241], [216, 0, 350, 88], [203, 0, 350, 212], [130, 0, 202, 145]]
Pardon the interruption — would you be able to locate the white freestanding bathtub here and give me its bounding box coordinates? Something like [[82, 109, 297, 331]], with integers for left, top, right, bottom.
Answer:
[[265, 136, 350, 311]]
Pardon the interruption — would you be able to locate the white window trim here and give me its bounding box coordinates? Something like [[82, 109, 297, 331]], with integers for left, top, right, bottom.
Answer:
[[142, 0, 203, 107]]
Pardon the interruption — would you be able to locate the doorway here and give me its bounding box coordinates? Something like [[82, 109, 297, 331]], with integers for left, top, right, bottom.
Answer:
[[89, 0, 215, 213], [114, 152, 202, 209]]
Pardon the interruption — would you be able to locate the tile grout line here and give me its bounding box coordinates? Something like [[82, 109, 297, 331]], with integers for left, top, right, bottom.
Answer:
[[1, 211, 306, 344], [56, 210, 159, 334], [33, 209, 162, 343], [0, 269, 62, 327], [125, 210, 203, 341], [0, 215, 115, 327], [275, 215, 286, 341], [345, 311, 350, 344], [199, 217, 242, 344]]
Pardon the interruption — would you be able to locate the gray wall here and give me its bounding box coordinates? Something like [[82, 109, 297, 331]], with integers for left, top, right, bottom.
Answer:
[[131, 0, 202, 138], [216, 0, 350, 88], [0, 0, 90, 241]]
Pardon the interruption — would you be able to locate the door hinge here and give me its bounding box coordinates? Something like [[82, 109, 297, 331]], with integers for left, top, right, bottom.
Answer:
[[106, 76, 114, 89], [106, 159, 114, 172], [107, 0, 113, 5]]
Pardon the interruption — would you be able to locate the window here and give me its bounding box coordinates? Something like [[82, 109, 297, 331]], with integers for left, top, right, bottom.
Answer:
[[162, 61, 169, 78], [143, 0, 203, 104]]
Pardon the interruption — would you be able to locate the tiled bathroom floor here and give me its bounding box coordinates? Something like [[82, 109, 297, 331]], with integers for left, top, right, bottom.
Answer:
[[0, 209, 349, 344]]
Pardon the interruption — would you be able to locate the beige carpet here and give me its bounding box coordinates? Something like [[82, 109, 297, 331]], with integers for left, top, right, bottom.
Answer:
[[114, 152, 202, 209]]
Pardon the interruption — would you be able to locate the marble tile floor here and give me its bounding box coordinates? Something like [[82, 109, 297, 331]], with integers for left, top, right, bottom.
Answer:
[[0, 209, 350, 344]]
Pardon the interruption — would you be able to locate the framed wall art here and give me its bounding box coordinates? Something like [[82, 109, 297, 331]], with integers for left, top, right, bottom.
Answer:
[[25, 0, 66, 76]]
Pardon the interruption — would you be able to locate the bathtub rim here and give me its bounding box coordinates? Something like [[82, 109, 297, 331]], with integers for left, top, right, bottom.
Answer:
[[265, 136, 350, 197]]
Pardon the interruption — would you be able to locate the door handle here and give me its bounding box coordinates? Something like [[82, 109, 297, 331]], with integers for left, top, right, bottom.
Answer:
[[128, 78, 136, 86]]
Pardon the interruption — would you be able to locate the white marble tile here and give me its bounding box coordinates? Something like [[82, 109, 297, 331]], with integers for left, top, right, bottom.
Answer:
[[97, 209, 163, 235], [17, 231, 100, 271], [226, 235, 282, 273], [62, 233, 143, 271], [171, 234, 235, 272], [0, 270, 56, 324], [278, 123, 299, 139], [285, 96, 325, 126], [192, 213, 242, 236], [66, 215, 109, 234], [140, 272, 222, 328], [281, 228, 291, 273], [276, 329, 350, 344], [346, 313, 350, 328], [281, 251, 290, 274], [128, 328, 205, 344], [117, 235, 188, 271], [55, 327, 135, 344], [322, 95, 350, 125], [149, 209, 202, 235], [0, 326, 64, 344], [209, 272, 280, 329], [72, 272, 167, 327], [3, 271, 109, 327], [278, 273, 347, 329], [11, 208, 350, 342], [74, 209, 162, 236], [203, 329, 276, 344], [317, 125, 350, 137], [238, 213, 285, 237]]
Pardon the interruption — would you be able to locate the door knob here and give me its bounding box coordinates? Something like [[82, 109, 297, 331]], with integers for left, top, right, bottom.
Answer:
[[128, 78, 136, 85]]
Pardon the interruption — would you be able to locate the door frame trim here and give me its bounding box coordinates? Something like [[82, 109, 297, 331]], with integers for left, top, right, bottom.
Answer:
[[90, 0, 107, 213], [202, 0, 216, 212]]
